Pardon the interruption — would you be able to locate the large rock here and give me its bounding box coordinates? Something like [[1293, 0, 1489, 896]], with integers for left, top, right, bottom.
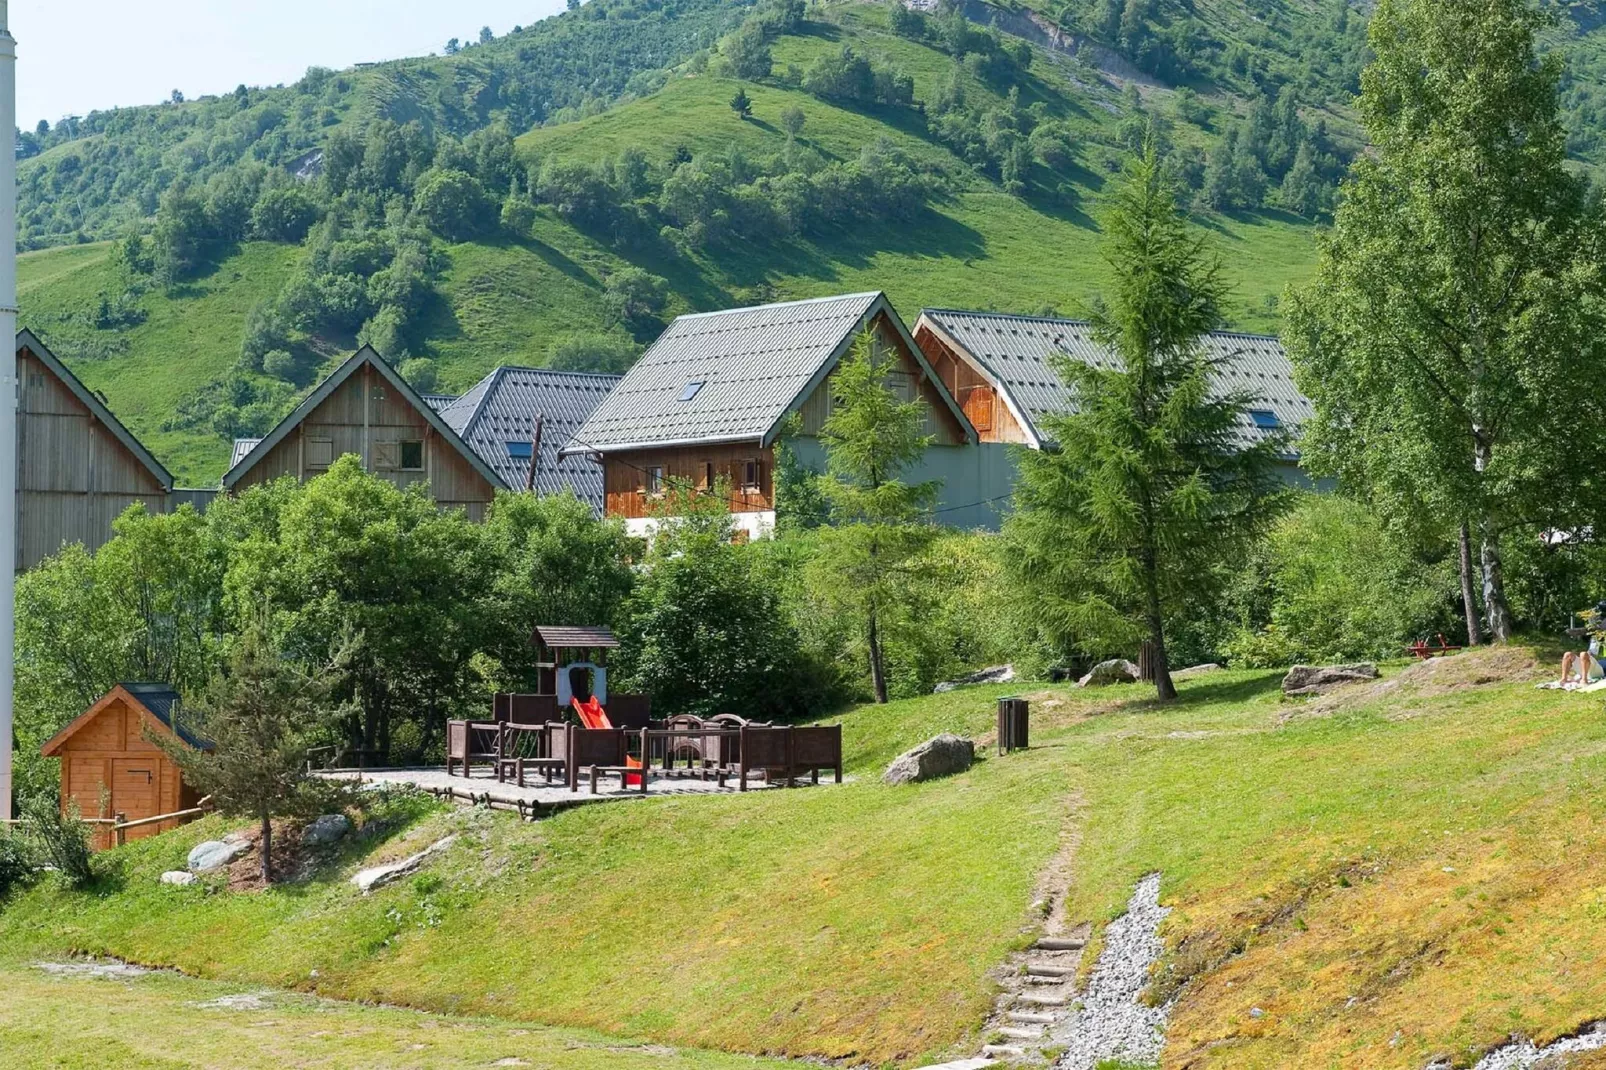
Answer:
[[302, 813, 352, 847], [1282, 663, 1379, 697], [1078, 659, 1140, 687], [883, 734, 975, 785], [351, 835, 458, 895], [187, 839, 250, 873], [160, 870, 196, 886], [934, 665, 1015, 694]]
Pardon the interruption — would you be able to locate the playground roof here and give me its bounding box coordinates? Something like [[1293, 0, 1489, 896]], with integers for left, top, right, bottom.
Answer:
[[439, 367, 620, 513], [534, 625, 621, 650], [917, 310, 1310, 455]]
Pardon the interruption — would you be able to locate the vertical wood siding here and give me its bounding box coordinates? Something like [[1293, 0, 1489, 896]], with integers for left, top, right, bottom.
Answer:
[[232, 361, 496, 520], [17, 347, 170, 570], [914, 325, 1033, 445]]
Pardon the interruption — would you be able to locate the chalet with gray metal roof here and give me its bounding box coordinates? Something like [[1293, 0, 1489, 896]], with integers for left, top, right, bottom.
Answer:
[[439, 367, 619, 514], [222, 346, 507, 519], [561, 292, 1002, 534], [913, 310, 1310, 457]]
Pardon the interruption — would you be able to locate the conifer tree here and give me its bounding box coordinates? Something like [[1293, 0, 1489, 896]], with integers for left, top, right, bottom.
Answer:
[[812, 331, 939, 703], [1004, 141, 1286, 701], [157, 626, 347, 884]]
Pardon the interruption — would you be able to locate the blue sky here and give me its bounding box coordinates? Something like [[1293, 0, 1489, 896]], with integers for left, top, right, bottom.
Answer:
[[15, 0, 567, 130]]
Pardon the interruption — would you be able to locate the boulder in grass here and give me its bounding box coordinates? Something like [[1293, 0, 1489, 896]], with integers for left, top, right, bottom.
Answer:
[[302, 813, 352, 846], [1282, 663, 1379, 697], [1078, 659, 1140, 687], [883, 734, 975, 785], [187, 839, 250, 873], [934, 665, 1015, 693]]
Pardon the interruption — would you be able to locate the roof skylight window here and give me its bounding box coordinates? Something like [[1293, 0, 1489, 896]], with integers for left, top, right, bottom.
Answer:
[[1249, 410, 1282, 429], [679, 380, 706, 402]]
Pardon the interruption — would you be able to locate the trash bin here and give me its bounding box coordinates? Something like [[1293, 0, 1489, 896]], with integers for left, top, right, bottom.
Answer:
[[997, 697, 1029, 754]]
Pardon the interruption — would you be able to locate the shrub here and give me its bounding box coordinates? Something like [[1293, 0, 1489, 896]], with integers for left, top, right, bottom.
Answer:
[[0, 830, 34, 900], [413, 167, 494, 242], [21, 796, 94, 889], [546, 332, 640, 374], [251, 185, 319, 242], [1223, 495, 1455, 667], [261, 349, 296, 380]]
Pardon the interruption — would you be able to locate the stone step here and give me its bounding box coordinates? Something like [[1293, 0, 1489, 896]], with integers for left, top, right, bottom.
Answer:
[[997, 1026, 1045, 1041], [1022, 974, 1066, 986], [1006, 1011, 1057, 1025], [914, 1059, 995, 1070], [919, 1060, 996, 1070], [1033, 937, 1086, 952], [1015, 991, 1070, 1007], [1024, 964, 1074, 978], [981, 1045, 1026, 1059]]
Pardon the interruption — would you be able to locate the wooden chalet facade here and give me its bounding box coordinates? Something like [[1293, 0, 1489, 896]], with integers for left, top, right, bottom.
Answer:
[[562, 292, 981, 536], [16, 330, 177, 571], [40, 684, 207, 851], [223, 346, 508, 518]]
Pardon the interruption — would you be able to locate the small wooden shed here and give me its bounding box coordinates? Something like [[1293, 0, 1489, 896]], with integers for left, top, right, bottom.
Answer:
[[40, 683, 208, 849]]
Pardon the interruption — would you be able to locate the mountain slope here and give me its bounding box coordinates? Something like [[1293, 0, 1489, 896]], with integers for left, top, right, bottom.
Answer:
[[20, 1, 1330, 485]]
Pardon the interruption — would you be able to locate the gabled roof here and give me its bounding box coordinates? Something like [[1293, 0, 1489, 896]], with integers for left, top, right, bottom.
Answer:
[[439, 367, 619, 512], [560, 292, 974, 456], [17, 329, 174, 491], [40, 682, 211, 756], [917, 310, 1310, 454], [421, 393, 458, 412], [221, 346, 510, 492], [534, 625, 621, 650]]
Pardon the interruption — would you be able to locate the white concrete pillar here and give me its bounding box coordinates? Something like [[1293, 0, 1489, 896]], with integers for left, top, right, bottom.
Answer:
[[0, 0, 19, 820]]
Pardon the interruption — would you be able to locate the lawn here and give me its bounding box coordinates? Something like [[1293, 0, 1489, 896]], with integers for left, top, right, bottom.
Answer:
[[7, 652, 1598, 1069], [0, 957, 801, 1070]]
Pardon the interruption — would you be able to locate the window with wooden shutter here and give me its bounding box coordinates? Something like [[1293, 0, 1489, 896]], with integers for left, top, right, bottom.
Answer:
[[307, 438, 334, 468], [742, 459, 762, 493], [645, 465, 664, 496], [374, 440, 400, 470], [700, 461, 714, 490]]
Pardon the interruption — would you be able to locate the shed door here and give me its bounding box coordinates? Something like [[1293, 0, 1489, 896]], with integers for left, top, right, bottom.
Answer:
[[112, 759, 162, 839]]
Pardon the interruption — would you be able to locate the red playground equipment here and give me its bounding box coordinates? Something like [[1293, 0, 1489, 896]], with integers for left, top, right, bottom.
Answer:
[[1405, 634, 1462, 660]]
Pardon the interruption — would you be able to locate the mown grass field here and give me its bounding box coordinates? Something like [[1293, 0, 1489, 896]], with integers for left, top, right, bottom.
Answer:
[[0, 957, 800, 1070], [14, 7, 1319, 487], [5, 649, 1606, 1069]]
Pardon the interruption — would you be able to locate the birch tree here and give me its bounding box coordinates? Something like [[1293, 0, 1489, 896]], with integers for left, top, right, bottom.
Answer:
[[1284, 0, 1606, 643]]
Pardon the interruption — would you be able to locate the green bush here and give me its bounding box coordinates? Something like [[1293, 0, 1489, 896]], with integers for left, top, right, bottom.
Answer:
[[1224, 495, 1455, 668], [0, 830, 34, 900], [21, 796, 94, 889]]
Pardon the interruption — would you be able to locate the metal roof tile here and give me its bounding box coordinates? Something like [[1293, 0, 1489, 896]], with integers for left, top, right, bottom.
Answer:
[[923, 310, 1306, 455]]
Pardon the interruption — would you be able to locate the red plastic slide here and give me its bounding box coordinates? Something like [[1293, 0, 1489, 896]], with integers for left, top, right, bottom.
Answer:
[[572, 697, 643, 785]]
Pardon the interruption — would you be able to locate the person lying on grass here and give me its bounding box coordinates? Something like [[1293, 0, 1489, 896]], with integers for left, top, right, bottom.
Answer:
[[1559, 601, 1606, 685]]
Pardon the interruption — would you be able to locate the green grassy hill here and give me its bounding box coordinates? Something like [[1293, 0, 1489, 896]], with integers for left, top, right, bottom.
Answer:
[[6, 649, 1606, 1068], [18, 1, 1323, 486]]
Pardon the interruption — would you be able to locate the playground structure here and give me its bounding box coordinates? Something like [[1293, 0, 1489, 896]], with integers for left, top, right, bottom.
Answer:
[[446, 625, 842, 794]]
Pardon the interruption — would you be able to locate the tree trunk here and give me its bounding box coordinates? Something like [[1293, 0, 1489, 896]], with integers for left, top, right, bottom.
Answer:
[[867, 610, 888, 705], [1459, 522, 1484, 646], [1141, 547, 1176, 702], [1480, 523, 1513, 643], [259, 811, 272, 884]]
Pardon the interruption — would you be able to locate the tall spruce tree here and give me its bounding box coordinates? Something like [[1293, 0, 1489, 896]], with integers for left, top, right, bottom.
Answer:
[[1284, 0, 1606, 644], [812, 330, 939, 704], [1004, 142, 1286, 701]]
